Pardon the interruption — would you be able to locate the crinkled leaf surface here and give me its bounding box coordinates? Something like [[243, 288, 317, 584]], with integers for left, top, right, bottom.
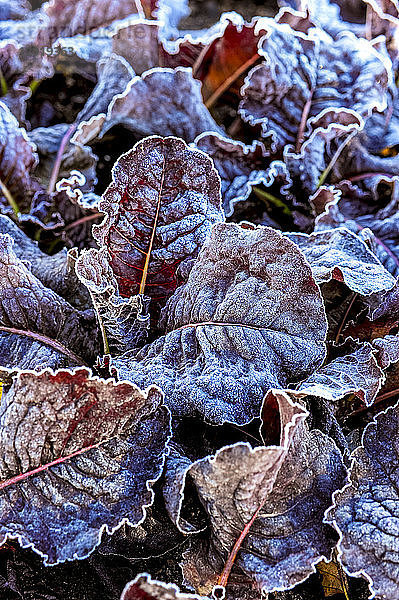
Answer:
[[0, 233, 99, 363], [90, 135, 224, 303], [239, 23, 389, 151], [327, 400, 399, 599], [0, 329, 82, 371], [373, 332, 399, 369], [121, 573, 209, 600], [0, 215, 90, 309], [194, 132, 290, 217], [0, 368, 170, 565], [104, 67, 223, 141], [297, 342, 384, 406], [76, 246, 150, 354], [287, 227, 396, 295], [279, 0, 364, 37], [113, 222, 328, 424], [182, 391, 346, 595], [0, 100, 37, 209], [313, 183, 399, 278], [37, 0, 143, 45], [359, 212, 399, 278]]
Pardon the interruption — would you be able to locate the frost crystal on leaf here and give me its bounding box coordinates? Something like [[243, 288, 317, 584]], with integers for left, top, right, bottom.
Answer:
[[0, 368, 170, 565], [113, 222, 328, 424], [90, 135, 224, 303], [181, 391, 346, 595], [327, 400, 399, 599], [240, 22, 389, 151]]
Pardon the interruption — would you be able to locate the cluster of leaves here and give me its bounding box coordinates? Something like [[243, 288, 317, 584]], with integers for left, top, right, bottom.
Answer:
[[2, 0, 399, 599]]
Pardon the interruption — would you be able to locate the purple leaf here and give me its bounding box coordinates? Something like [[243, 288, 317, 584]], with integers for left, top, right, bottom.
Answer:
[[0, 328, 83, 371], [163, 445, 204, 534], [76, 246, 150, 354], [113, 222, 327, 424], [75, 53, 135, 130], [0, 0, 30, 21], [278, 0, 365, 36], [284, 109, 362, 194], [194, 132, 292, 218], [112, 20, 160, 75], [88, 135, 224, 304], [104, 68, 223, 141], [297, 342, 384, 406], [181, 391, 346, 595], [0, 367, 170, 565], [0, 40, 52, 124], [0, 233, 99, 363], [287, 227, 396, 295], [28, 123, 97, 191], [121, 573, 209, 600], [0, 100, 38, 210], [239, 22, 389, 152], [373, 333, 399, 369], [326, 400, 399, 599], [0, 214, 90, 309], [36, 0, 143, 46]]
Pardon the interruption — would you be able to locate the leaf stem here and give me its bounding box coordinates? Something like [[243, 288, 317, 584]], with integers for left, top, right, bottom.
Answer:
[[215, 503, 263, 592], [0, 326, 87, 365], [205, 53, 260, 109], [29, 79, 41, 95], [139, 155, 165, 295], [88, 291, 110, 355], [0, 178, 20, 216], [318, 129, 358, 188], [365, 4, 372, 40], [0, 68, 7, 96], [64, 212, 103, 231], [335, 292, 358, 343], [47, 123, 77, 194], [296, 88, 314, 153], [192, 42, 212, 77], [0, 439, 104, 490], [344, 171, 393, 183]]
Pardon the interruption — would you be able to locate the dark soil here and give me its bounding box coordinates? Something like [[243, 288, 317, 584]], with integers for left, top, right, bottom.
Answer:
[[181, 0, 278, 29]]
